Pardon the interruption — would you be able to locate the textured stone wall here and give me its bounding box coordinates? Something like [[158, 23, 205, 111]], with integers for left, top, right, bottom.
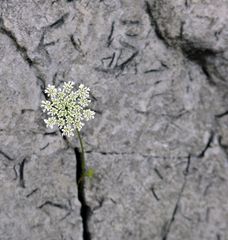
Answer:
[[0, 0, 228, 240]]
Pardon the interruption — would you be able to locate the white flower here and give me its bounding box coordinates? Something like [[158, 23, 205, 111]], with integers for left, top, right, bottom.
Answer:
[[83, 109, 95, 121], [41, 100, 52, 112], [44, 117, 57, 129], [62, 125, 74, 137], [41, 82, 95, 137], [63, 81, 75, 93], [44, 84, 57, 98]]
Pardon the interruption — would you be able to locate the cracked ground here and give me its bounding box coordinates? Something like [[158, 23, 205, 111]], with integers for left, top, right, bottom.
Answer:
[[0, 0, 228, 240]]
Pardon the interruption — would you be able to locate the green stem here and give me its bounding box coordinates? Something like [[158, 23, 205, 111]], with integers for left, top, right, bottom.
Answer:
[[76, 129, 86, 174]]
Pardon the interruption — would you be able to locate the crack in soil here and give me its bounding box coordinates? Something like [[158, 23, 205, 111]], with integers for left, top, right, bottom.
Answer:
[[74, 147, 92, 240], [161, 155, 191, 240]]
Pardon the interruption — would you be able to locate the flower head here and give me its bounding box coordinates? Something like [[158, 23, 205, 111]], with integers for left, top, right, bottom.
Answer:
[[41, 82, 95, 137]]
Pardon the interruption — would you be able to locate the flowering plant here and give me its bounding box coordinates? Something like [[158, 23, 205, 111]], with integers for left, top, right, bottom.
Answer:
[[41, 81, 95, 181], [41, 82, 95, 136]]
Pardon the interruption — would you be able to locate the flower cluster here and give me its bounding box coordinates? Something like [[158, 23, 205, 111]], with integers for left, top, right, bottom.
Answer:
[[41, 82, 95, 137]]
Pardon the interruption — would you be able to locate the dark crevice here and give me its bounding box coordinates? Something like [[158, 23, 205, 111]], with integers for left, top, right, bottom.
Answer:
[[182, 44, 216, 62], [19, 158, 26, 188], [198, 132, 214, 158], [100, 53, 116, 68], [185, 0, 190, 8], [217, 233, 221, 240], [107, 21, 115, 47], [43, 41, 56, 47], [108, 52, 116, 67], [86, 151, 136, 156], [89, 92, 97, 102], [38, 200, 69, 210], [40, 143, 50, 150], [179, 21, 185, 40], [37, 31, 52, 63], [101, 55, 113, 66], [70, 35, 78, 49], [162, 157, 190, 240], [150, 187, 160, 201], [162, 182, 186, 240], [70, 35, 83, 54], [203, 182, 213, 196], [118, 51, 138, 71], [74, 147, 91, 240], [95, 51, 138, 76], [181, 43, 218, 85], [51, 0, 60, 4], [125, 32, 139, 37], [218, 135, 228, 158], [125, 32, 138, 37], [184, 154, 191, 175], [144, 68, 161, 73], [0, 18, 33, 66], [60, 211, 72, 221], [49, 13, 69, 29], [52, 72, 58, 86], [91, 109, 102, 115], [26, 188, 39, 198], [44, 131, 58, 136], [154, 168, 163, 180], [161, 62, 169, 69], [143, 1, 222, 87], [38, 31, 46, 49], [21, 109, 34, 114], [34, 13, 68, 94], [145, 1, 169, 46], [0, 17, 47, 94], [201, 65, 214, 84], [121, 20, 140, 25], [144, 61, 168, 74], [205, 207, 211, 222], [119, 40, 136, 50], [92, 197, 105, 212], [0, 150, 14, 161], [143, 0, 219, 87], [13, 165, 18, 180], [86, 151, 189, 161], [215, 110, 228, 118], [97, 151, 124, 155], [37, 75, 47, 93]]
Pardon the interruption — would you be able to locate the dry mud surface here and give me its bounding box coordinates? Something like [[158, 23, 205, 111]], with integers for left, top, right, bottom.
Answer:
[[0, 0, 228, 240]]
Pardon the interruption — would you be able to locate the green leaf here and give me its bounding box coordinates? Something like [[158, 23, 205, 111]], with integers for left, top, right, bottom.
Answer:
[[85, 168, 94, 179]]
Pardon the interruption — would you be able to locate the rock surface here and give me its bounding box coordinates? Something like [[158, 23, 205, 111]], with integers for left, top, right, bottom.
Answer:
[[0, 0, 227, 240]]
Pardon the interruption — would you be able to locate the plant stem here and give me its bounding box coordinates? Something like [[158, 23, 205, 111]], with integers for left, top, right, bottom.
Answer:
[[76, 129, 86, 175], [75, 130, 91, 240]]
